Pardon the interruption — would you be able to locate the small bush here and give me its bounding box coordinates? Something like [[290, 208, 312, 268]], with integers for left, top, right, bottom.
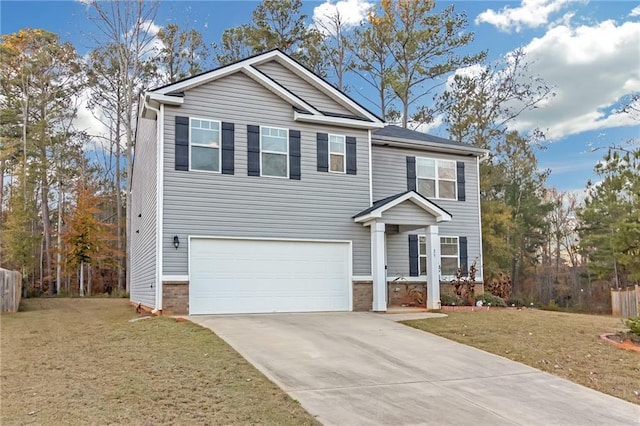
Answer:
[[440, 293, 463, 306], [505, 297, 524, 307], [476, 293, 507, 307], [540, 300, 560, 311], [626, 317, 640, 336]]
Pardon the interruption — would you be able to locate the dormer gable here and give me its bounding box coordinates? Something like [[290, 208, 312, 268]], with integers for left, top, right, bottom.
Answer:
[[141, 49, 384, 130]]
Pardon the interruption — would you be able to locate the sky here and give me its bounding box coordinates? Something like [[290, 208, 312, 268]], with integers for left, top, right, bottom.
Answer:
[[1, 0, 639, 199]]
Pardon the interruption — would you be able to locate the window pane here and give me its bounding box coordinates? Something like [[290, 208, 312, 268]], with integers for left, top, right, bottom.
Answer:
[[330, 153, 344, 172], [419, 257, 427, 275], [417, 178, 435, 197], [191, 146, 219, 172], [439, 180, 456, 199], [330, 140, 345, 154], [191, 128, 219, 147], [438, 161, 456, 179], [329, 134, 344, 144], [441, 258, 459, 276], [419, 240, 426, 256], [262, 152, 287, 177], [416, 158, 435, 178], [262, 135, 287, 152], [441, 242, 458, 256]]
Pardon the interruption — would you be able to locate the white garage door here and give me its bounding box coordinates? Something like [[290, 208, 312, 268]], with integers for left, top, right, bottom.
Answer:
[[189, 238, 351, 314]]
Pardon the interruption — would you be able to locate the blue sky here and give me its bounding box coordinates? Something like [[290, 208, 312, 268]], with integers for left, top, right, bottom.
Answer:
[[2, 0, 639, 198]]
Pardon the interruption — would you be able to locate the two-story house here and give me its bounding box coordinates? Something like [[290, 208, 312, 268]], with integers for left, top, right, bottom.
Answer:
[[131, 50, 488, 315]]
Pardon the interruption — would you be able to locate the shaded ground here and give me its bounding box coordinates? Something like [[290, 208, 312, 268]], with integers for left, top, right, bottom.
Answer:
[[0, 298, 318, 425], [404, 308, 640, 404]]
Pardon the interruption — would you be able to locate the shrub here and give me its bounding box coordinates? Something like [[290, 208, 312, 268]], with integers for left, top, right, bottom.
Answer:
[[476, 293, 507, 307], [440, 293, 463, 306], [540, 300, 560, 311], [450, 260, 478, 305], [626, 317, 640, 336], [505, 297, 525, 307]]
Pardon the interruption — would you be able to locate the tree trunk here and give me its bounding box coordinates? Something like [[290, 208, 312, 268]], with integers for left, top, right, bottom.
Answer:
[[87, 263, 92, 296], [116, 110, 123, 291], [79, 261, 84, 297], [56, 189, 63, 294], [402, 97, 408, 128], [41, 173, 53, 295]]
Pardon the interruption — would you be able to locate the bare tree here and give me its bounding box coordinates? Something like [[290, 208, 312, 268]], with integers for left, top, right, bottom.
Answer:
[[85, 0, 159, 292]]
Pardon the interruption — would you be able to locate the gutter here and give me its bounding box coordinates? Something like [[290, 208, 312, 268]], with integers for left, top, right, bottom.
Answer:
[[372, 135, 489, 157]]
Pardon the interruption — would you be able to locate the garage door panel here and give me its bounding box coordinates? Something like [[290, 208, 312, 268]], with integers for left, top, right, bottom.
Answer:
[[189, 238, 351, 314]]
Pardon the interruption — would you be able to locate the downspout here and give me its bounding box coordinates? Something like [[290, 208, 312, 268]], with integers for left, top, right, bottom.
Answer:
[[142, 95, 164, 314], [368, 129, 373, 206], [476, 155, 486, 282]]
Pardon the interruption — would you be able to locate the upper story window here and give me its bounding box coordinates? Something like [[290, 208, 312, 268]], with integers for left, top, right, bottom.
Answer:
[[329, 134, 346, 173], [416, 157, 457, 199], [261, 126, 289, 178], [190, 118, 221, 172]]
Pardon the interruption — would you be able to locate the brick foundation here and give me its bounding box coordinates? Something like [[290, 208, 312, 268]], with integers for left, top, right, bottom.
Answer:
[[160, 279, 482, 314], [353, 281, 373, 311], [163, 281, 189, 315], [388, 282, 427, 307]]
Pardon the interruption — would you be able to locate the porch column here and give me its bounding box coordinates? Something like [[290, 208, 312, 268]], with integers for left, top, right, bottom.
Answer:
[[371, 221, 387, 312], [425, 225, 441, 310]]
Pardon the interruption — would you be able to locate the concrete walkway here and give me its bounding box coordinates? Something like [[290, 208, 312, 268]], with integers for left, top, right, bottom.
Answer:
[[189, 312, 640, 426]]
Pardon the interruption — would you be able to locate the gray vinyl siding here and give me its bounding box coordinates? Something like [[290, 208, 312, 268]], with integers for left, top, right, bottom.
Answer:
[[372, 145, 483, 279], [162, 71, 371, 276], [130, 117, 157, 308], [255, 61, 355, 116], [380, 202, 438, 226]]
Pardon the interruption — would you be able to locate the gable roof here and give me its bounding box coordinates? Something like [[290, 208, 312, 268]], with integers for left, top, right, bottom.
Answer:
[[373, 125, 488, 157], [142, 49, 384, 129], [353, 191, 452, 223]]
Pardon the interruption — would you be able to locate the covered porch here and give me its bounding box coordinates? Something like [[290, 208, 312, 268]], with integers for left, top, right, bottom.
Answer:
[[354, 191, 452, 312]]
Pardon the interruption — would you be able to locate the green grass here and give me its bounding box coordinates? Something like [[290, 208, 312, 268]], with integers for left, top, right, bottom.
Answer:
[[1, 298, 319, 425], [404, 309, 640, 405]]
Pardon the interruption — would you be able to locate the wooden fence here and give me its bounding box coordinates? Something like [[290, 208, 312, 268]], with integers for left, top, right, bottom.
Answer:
[[611, 285, 639, 318], [0, 268, 22, 313]]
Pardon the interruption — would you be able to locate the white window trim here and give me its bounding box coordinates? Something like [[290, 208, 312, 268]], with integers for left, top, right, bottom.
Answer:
[[418, 235, 460, 280], [439, 236, 460, 279], [260, 125, 289, 178], [416, 157, 457, 200], [328, 134, 346, 174], [189, 117, 222, 173]]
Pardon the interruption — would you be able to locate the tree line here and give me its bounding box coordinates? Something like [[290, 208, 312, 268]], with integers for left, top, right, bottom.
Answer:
[[0, 0, 637, 310]]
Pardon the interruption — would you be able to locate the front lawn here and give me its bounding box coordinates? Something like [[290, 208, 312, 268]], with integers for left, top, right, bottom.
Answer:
[[0, 298, 318, 425], [404, 308, 640, 405]]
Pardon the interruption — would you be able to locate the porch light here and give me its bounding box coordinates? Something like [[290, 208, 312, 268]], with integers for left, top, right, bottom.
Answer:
[[173, 235, 180, 249]]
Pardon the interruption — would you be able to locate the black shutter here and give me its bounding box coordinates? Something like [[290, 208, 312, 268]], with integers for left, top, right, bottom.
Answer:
[[289, 130, 301, 180], [409, 234, 419, 277], [247, 125, 260, 176], [317, 133, 328, 172], [346, 136, 357, 175], [221, 122, 234, 175], [175, 116, 189, 171], [457, 161, 466, 201], [406, 156, 416, 191], [459, 236, 468, 275]]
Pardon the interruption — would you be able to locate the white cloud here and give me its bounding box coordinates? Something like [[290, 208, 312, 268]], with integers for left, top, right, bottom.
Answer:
[[312, 0, 373, 36], [74, 88, 109, 138], [409, 114, 444, 134], [509, 20, 640, 139], [475, 0, 582, 33], [630, 5, 640, 17]]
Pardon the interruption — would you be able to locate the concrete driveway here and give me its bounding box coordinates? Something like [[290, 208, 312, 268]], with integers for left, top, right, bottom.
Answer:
[[189, 312, 640, 426]]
